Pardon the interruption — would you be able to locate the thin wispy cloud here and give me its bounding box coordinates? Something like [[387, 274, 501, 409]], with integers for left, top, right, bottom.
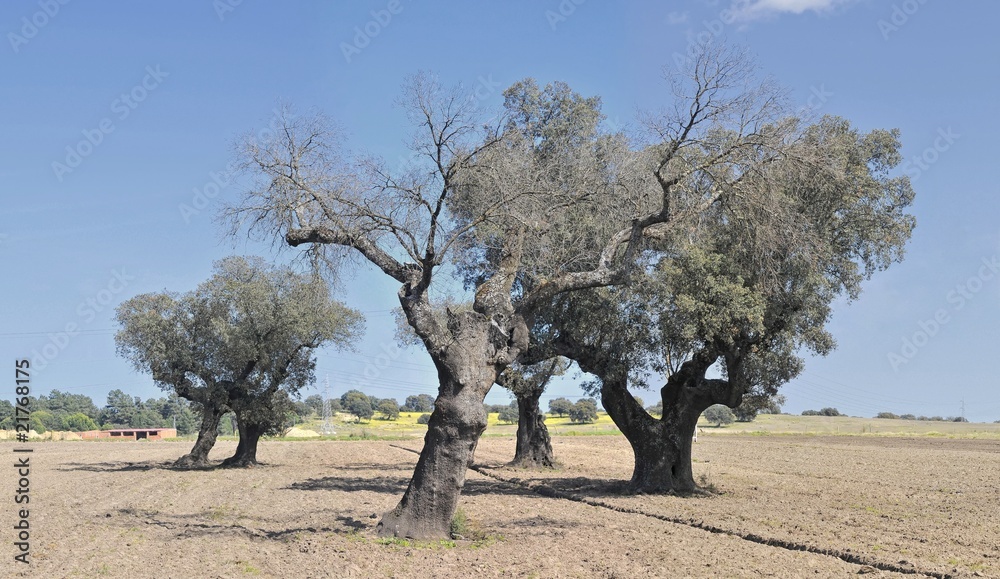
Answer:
[[735, 0, 859, 19]]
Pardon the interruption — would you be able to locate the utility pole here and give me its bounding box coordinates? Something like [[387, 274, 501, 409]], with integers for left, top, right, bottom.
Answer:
[[322, 375, 335, 435]]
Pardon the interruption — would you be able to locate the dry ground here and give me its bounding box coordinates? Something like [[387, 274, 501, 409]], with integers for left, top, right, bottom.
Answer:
[[1, 434, 997, 578]]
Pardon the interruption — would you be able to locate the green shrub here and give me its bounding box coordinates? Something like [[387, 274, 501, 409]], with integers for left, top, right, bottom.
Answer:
[[65, 413, 99, 431], [497, 403, 518, 425], [416, 413, 431, 425], [703, 404, 735, 427], [568, 399, 598, 424]]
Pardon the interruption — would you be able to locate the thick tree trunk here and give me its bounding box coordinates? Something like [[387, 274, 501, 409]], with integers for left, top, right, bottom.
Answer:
[[625, 413, 699, 493], [511, 387, 555, 468], [378, 370, 494, 539], [173, 404, 223, 468], [600, 379, 702, 493], [221, 419, 265, 468]]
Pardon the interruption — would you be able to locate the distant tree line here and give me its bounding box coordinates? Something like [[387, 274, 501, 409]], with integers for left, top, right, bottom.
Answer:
[[875, 412, 969, 422], [0, 389, 198, 435], [801, 407, 843, 417]]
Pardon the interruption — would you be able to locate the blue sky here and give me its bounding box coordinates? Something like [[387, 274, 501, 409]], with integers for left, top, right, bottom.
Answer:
[[1, 1, 997, 421]]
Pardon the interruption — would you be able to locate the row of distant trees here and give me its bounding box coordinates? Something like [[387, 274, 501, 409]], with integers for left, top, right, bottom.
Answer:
[[0, 389, 198, 434], [797, 408, 974, 422], [492, 397, 601, 425], [305, 391, 436, 423]]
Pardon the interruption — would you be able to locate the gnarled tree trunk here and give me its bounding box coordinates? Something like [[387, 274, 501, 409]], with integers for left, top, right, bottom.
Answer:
[[600, 351, 745, 494], [377, 369, 493, 539], [221, 418, 265, 468], [173, 404, 224, 468], [512, 386, 555, 468], [602, 379, 702, 493]]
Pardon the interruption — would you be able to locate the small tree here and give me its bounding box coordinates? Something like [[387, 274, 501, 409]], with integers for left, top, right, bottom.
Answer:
[[0, 400, 14, 430], [33, 410, 65, 432], [116, 256, 362, 467], [343, 391, 374, 422], [402, 394, 434, 413], [876, 412, 899, 419], [568, 399, 598, 424], [64, 413, 99, 432], [498, 402, 519, 425], [304, 394, 325, 417], [703, 405, 735, 427], [548, 397, 574, 417], [377, 399, 400, 421], [416, 413, 431, 425]]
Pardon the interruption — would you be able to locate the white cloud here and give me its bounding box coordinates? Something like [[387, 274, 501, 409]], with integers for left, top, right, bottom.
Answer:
[[735, 0, 859, 19]]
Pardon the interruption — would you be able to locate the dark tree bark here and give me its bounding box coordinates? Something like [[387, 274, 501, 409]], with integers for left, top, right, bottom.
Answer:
[[564, 338, 744, 494], [173, 403, 224, 468], [511, 386, 555, 468], [602, 378, 701, 492], [221, 418, 265, 468]]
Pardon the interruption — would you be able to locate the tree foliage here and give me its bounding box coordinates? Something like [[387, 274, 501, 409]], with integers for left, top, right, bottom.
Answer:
[[703, 404, 735, 427], [548, 397, 574, 417], [568, 398, 599, 423], [116, 256, 362, 466], [497, 402, 519, 424], [402, 394, 435, 413], [342, 390, 374, 422], [377, 398, 400, 420]]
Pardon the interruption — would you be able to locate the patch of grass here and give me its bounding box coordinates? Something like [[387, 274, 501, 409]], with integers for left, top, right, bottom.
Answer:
[[450, 507, 472, 539], [697, 473, 719, 494], [239, 561, 261, 575], [376, 537, 412, 548]]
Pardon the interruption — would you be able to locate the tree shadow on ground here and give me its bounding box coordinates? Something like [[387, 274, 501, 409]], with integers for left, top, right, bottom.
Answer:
[[57, 459, 280, 473], [328, 462, 416, 473], [286, 475, 409, 494], [56, 460, 178, 473], [507, 474, 713, 499], [121, 507, 370, 540], [284, 473, 537, 498]]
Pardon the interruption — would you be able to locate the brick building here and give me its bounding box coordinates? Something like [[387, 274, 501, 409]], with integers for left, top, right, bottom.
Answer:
[[79, 428, 177, 441]]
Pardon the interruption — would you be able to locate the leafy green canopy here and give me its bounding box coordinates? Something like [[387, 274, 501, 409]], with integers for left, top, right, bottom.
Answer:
[[115, 256, 363, 415], [548, 114, 915, 410]]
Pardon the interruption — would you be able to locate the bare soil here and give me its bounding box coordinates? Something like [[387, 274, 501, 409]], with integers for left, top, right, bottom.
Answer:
[[2, 434, 997, 578]]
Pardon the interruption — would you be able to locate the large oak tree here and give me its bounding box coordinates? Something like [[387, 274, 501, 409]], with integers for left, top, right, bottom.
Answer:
[[115, 256, 362, 467], [549, 114, 916, 493]]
